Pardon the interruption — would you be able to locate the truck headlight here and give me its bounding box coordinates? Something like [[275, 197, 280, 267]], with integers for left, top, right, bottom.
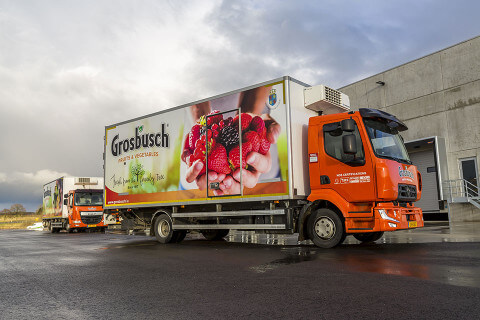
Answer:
[[378, 209, 400, 223]]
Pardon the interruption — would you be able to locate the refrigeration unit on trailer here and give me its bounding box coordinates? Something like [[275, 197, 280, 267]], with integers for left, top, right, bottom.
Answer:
[[42, 176, 109, 232], [103, 76, 423, 248]]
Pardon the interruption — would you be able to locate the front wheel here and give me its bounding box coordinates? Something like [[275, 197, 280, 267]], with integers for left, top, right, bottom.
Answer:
[[154, 214, 174, 244], [307, 209, 345, 248], [353, 232, 384, 243]]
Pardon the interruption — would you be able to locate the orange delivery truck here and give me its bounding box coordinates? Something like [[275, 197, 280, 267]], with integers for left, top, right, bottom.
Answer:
[[42, 177, 112, 232], [103, 76, 423, 248]]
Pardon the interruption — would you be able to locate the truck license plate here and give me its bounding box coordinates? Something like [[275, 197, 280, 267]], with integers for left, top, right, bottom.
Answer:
[[88, 224, 96, 228], [408, 221, 417, 228]]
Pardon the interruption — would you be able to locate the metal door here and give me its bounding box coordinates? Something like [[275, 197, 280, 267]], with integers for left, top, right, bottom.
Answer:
[[459, 157, 478, 197]]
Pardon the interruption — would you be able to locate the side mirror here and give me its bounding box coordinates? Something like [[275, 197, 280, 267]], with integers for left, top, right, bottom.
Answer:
[[341, 119, 355, 132], [343, 134, 357, 155], [64, 199, 68, 205]]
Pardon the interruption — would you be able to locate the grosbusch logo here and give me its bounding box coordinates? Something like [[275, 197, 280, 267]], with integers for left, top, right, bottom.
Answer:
[[111, 124, 170, 157], [398, 166, 414, 179]]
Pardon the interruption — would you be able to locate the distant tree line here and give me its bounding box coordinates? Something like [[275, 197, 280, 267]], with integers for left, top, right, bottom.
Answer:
[[0, 204, 43, 215]]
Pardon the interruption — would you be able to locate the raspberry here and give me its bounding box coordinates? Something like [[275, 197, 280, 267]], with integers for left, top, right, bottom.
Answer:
[[208, 144, 231, 174], [207, 110, 223, 126], [188, 124, 202, 150], [243, 131, 260, 152], [258, 138, 270, 155], [249, 116, 266, 138], [233, 113, 252, 131], [229, 141, 252, 170], [218, 125, 239, 151]]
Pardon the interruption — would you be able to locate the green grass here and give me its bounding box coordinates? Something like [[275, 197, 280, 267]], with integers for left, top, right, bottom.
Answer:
[[0, 214, 43, 229]]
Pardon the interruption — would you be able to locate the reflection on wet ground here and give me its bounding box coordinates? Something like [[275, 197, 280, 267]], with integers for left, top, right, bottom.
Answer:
[[225, 221, 480, 246], [228, 222, 480, 288]]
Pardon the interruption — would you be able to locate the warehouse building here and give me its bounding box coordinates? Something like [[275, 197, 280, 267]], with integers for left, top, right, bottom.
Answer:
[[339, 36, 480, 222]]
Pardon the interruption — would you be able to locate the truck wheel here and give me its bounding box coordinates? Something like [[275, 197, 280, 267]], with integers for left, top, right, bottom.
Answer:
[[154, 214, 174, 244], [353, 232, 384, 243], [172, 231, 187, 243], [201, 229, 229, 241], [307, 209, 345, 248]]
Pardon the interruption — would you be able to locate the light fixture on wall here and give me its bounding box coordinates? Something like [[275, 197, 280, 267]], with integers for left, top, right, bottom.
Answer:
[[376, 81, 385, 86]]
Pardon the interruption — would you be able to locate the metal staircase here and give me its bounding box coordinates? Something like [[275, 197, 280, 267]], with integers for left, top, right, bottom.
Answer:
[[443, 179, 480, 209]]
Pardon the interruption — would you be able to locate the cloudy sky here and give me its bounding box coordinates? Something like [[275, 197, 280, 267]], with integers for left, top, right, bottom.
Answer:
[[1, 0, 479, 211]]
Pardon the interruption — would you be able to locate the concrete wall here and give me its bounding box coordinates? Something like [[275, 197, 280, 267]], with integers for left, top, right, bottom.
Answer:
[[339, 36, 480, 221]]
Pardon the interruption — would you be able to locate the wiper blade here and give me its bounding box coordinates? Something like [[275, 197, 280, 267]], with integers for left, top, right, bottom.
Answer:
[[382, 155, 411, 164]]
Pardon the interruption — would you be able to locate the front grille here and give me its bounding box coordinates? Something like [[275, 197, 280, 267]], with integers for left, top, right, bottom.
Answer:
[[398, 184, 417, 201], [81, 215, 103, 225]]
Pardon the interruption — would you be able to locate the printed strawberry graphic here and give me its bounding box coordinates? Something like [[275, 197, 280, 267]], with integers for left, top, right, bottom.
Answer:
[[188, 124, 202, 150], [233, 113, 252, 131], [229, 141, 252, 170], [208, 144, 231, 174], [243, 131, 260, 152], [249, 116, 266, 138], [258, 138, 270, 155]]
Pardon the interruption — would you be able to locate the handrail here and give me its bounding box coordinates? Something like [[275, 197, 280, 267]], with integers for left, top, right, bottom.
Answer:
[[443, 178, 479, 202]]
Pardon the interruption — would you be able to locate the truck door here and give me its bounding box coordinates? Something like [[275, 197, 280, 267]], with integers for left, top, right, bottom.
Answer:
[[206, 109, 242, 198], [320, 119, 375, 202]]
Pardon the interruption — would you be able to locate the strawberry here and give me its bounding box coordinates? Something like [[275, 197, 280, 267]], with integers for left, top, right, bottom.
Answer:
[[208, 144, 231, 174], [233, 113, 252, 131], [243, 131, 260, 152], [258, 138, 270, 155], [228, 141, 252, 170], [249, 116, 266, 138], [188, 124, 202, 150]]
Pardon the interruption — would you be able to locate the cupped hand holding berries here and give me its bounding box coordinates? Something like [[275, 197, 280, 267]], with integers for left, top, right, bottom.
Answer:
[[217, 113, 280, 195], [182, 110, 279, 195]]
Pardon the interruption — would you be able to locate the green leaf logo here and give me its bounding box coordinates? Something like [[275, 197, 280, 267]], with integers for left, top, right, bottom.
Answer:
[[139, 125, 144, 133]]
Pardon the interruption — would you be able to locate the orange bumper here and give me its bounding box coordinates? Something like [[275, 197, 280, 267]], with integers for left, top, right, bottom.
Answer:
[[374, 203, 424, 232], [345, 203, 423, 233]]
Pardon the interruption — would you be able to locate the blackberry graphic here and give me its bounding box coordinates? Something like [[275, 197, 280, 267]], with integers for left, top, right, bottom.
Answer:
[[219, 126, 239, 151]]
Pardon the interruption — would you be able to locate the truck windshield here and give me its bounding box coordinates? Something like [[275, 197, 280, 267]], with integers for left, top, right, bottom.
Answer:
[[74, 192, 103, 206], [363, 118, 411, 164]]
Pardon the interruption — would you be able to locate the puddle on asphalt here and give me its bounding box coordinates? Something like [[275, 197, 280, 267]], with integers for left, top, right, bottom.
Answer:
[[250, 247, 318, 273]]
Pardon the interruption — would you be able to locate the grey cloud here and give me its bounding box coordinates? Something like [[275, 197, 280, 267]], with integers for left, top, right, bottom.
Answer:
[[1, 0, 480, 210]]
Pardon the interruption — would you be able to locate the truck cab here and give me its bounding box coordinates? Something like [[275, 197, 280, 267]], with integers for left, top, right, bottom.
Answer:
[[65, 189, 106, 231], [306, 108, 423, 247]]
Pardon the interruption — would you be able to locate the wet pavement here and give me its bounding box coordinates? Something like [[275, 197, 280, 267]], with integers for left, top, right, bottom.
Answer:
[[1, 222, 480, 319]]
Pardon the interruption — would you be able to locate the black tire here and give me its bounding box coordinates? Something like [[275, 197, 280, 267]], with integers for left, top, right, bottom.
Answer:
[[201, 229, 229, 241], [307, 209, 345, 248], [353, 232, 384, 243], [154, 214, 174, 244], [172, 230, 187, 243]]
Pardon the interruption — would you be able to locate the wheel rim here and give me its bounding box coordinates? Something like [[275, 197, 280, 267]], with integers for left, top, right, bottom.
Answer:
[[314, 216, 336, 240], [158, 220, 170, 238]]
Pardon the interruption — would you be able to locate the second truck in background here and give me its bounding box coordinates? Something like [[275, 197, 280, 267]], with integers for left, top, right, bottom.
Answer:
[[43, 176, 112, 232]]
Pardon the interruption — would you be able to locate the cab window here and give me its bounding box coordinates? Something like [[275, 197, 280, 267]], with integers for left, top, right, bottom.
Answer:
[[323, 121, 364, 165]]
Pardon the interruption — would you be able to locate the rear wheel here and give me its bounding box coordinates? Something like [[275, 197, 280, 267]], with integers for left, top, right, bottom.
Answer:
[[154, 214, 174, 244], [307, 209, 345, 248], [353, 232, 384, 243], [201, 229, 229, 241]]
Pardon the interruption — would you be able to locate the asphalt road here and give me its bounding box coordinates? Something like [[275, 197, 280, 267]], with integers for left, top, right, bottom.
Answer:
[[1, 228, 480, 319]]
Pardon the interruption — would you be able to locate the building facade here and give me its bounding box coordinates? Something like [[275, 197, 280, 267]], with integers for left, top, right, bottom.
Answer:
[[339, 36, 480, 222]]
